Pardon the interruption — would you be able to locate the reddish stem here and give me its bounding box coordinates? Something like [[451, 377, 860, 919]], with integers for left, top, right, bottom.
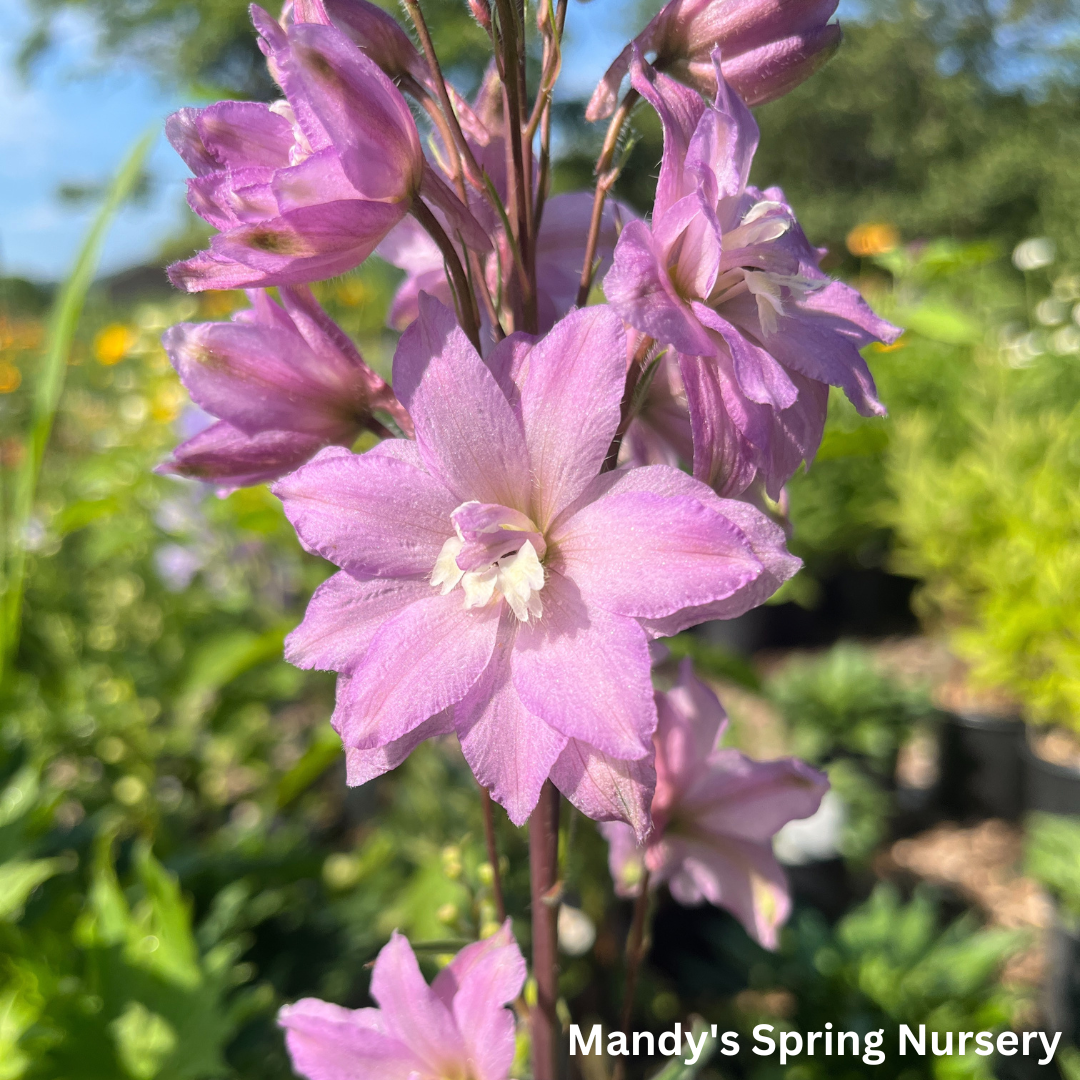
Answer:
[[575, 90, 639, 309], [530, 781, 560, 1080]]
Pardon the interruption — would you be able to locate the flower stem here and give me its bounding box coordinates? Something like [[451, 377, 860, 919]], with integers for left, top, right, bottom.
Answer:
[[602, 334, 654, 471], [411, 198, 482, 351], [480, 785, 507, 922], [530, 781, 560, 1080], [575, 90, 638, 309], [492, 0, 537, 332], [401, 0, 485, 192], [612, 869, 651, 1080]]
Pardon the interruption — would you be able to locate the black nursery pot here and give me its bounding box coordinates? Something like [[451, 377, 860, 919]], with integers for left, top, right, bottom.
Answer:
[[938, 712, 1026, 821], [1024, 737, 1080, 816], [1043, 916, 1080, 1049]]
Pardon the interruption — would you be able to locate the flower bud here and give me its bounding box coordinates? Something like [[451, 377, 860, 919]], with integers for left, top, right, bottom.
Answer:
[[587, 0, 840, 121]]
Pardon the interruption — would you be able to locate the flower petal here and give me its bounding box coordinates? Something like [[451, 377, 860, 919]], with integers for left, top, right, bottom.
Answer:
[[286, 22, 422, 202], [455, 620, 567, 826], [370, 933, 467, 1075], [667, 835, 791, 949], [394, 295, 530, 509], [551, 740, 656, 843], [344, 710, 456, 786], [168, 200, 407, 292], [286, 572, 431, 673], [553, 488, 762, 619], [676, 351, 759, 495], [158, 421, 328, 492], [163, 320, 354, 437], [335, 591, 499, 749], [512, 570, 656, 759], [431, 921, 526, 1080], [684, 751, 829, 843], [518, 305, 626, 528], [278, 999, 420, 1080], [273, 445, 456, 579], [605, 219, 711, 357], [653, 659, 728, 805], [580, 465, 800, 637]]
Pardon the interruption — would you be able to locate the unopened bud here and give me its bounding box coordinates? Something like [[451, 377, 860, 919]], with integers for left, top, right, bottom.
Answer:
[[587, 0, 841, 121]]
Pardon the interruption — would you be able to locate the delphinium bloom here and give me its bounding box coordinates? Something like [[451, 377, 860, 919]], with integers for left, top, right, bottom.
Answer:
[[601, 660, 828, 948], [167, 5, 485, 291], [280, 922, 525, 1080], [587, 0, 841, 121], [159, 286, 409, 492], [605, 50, 900, 497], [275, 297, 799, 832]]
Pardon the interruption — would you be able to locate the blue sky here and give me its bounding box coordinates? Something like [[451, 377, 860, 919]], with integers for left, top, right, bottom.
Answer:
[[0, 0, 192, 281], [0, 0, 864, 282]]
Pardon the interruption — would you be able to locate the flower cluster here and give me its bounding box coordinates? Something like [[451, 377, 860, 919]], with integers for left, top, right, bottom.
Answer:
[[156, 0, 896, 1073]]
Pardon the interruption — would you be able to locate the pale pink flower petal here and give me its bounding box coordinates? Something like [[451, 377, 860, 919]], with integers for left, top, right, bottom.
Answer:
[[285, 572, 431, 673], [333, 592, 500, 748], [273, 446, 457, 579], [512, 571, 656, 759], [394, 294, 530, 509]]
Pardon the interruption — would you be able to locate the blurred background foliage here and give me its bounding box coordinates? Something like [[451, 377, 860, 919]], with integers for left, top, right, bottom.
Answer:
[[3, 0, 1080, 1077]]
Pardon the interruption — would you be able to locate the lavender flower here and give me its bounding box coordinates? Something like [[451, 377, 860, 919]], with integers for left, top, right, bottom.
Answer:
[[605, 51, 899, 496], [587, 0, 841, 121], [167, 6, 485, 292], [280, 923, 525, 1080], [601, 660, 828, 948], [159, 287, 409, 492], [274, 296, 799, 831]]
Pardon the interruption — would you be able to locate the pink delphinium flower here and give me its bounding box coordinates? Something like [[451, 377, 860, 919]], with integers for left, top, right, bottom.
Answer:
[[159, 287, 409, 493], [280, 922, 525, 1080], [601, 660, 828, 948], [605, 51, 900, 498], [587, 0, 841, 121], [274, 296, 799, 832], [167, 6, 485, 292]]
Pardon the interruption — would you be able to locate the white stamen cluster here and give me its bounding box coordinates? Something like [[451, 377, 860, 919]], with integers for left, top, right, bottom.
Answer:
[[431, 535, 545, 622], [707, 201, 824, 336]]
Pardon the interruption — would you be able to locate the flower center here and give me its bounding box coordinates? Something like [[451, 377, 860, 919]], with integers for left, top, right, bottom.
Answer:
[[430, 502, 546, 622]]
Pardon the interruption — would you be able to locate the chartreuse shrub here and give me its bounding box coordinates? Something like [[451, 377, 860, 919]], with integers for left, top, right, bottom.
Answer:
[[889, 400, 1080, 732]]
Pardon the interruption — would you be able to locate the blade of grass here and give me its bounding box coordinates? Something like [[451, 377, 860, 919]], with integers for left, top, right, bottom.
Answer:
[[0, 128, 156, 688]]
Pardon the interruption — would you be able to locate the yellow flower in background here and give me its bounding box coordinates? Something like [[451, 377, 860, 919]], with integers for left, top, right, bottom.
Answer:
[[0, 362, 21, 393], [872, 333, 908, 353], [846, 223, 900, 257], [94, 323, 135, 365], [335, 279, 369, 306], [200, 290, 243, 319]]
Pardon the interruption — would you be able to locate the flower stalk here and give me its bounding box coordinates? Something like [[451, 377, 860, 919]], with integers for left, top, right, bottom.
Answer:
[[529, 781, 561, 1080]]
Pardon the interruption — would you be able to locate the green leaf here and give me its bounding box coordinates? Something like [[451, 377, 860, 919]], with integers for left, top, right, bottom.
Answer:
[[126, 841, 202, 991], [0, 857, 72, 921], [894, 302, 982, 345], [178, 626, 288, 699], [109, 1002, 178, 1080]]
